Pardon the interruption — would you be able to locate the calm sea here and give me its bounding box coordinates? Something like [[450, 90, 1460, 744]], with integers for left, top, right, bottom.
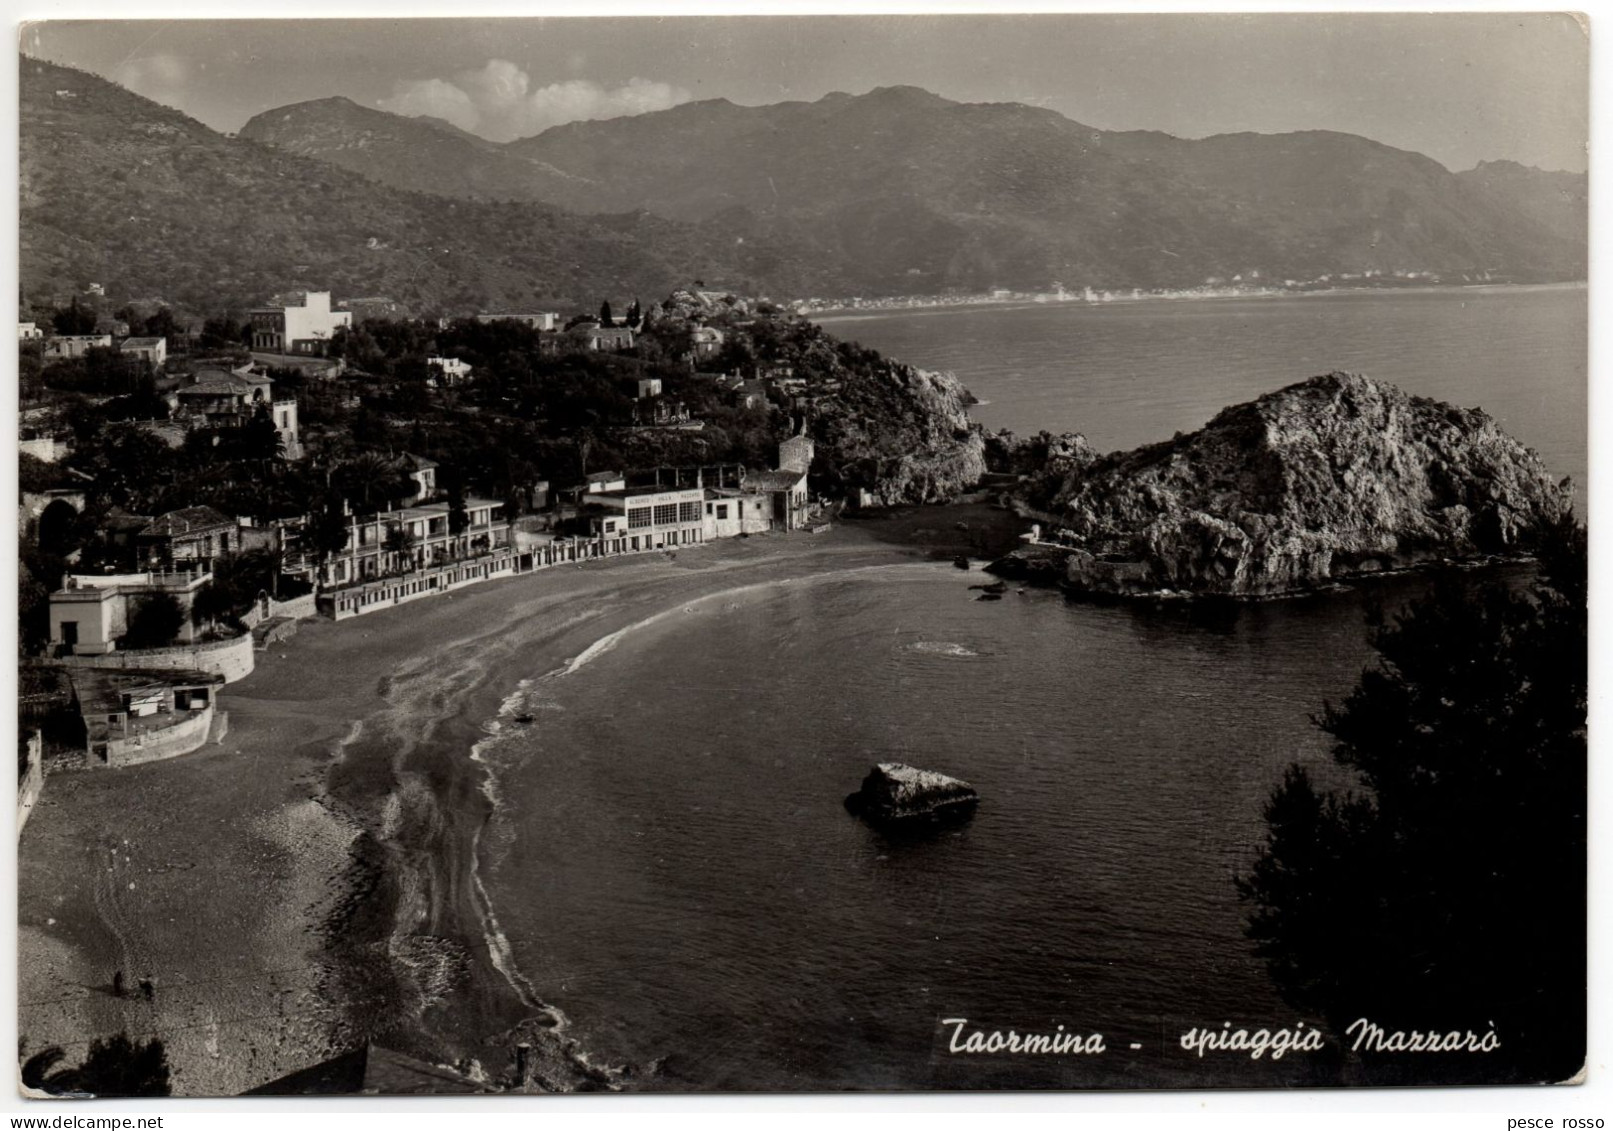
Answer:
[[477, 287, 1584, 1090], [821, 285, 1587, 492]]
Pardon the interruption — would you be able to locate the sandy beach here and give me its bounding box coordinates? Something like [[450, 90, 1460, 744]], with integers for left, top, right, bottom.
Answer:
[[18, 508, 1021, 1095]]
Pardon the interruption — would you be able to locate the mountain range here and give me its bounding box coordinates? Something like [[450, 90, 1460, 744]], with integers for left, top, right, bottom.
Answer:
[[241, 84, 1586, 295], [20, 56, 831, 316], [21, 55, 1586, 317]]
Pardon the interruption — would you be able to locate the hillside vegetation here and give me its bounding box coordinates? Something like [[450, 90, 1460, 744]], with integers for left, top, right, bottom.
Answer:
[[21, 57, 829, 315]]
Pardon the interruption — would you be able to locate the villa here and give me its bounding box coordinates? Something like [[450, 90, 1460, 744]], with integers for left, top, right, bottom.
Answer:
[[119, 336, 168, 370], [249, 291, 352, 355]]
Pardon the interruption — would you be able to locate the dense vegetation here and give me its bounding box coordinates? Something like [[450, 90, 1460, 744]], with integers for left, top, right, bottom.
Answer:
[[1238, 517, 1586, 1083], [22, 1033, 172, 1097]]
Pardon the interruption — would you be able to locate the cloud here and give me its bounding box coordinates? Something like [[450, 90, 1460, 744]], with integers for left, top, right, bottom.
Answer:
[[378, 59, 691, 141], [112, 52, 190, 103]]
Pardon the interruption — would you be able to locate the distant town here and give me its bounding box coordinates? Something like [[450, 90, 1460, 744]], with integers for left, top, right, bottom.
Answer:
[[794, 268, 1498, 314]]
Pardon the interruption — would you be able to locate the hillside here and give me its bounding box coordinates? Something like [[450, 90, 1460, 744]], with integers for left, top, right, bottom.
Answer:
[[244, 85, 1587, 294], [19, 57, 829, 315], [237, 96, 588, 205], [990, 372, 1572, 598], [1455, 159, 1588, 250]]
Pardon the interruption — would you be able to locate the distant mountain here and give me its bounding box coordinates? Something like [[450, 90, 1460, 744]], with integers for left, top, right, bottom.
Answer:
[[1455, 159, 1588, 251], [238, 96, 589, 205], [20, 57, 829, 316], [243, 84, 1587, 294]]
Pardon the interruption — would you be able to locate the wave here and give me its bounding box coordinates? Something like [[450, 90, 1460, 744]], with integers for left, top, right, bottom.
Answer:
[[554, 562, 927, 677], [904, 640, 983, 658]]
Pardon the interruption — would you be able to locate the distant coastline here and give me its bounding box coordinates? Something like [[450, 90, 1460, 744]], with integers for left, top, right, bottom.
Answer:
[[807, 279, 1587, 322]]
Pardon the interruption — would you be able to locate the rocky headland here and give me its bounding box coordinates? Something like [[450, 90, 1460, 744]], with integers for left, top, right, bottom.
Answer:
[[844, 762, 980, 824], [816, 363, 989, 506], [989, 372, 1572, 598]]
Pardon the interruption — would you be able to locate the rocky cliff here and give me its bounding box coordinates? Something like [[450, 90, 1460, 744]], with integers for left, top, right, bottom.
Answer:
[[679, 306, 988, 506], [817, 364, 988, 506], [992, 372, 1572, 598]]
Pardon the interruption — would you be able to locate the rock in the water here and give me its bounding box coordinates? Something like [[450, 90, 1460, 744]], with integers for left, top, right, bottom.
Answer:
[[844, 762, 979, 824], [990, 372, 1572, 598]]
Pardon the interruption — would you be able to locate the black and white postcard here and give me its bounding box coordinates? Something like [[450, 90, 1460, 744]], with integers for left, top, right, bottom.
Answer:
[[13, 11, 1589, 1099]]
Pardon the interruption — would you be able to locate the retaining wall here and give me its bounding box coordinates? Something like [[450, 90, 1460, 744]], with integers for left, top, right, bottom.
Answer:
[[17, 732, 43, 836], [101, 706, 217, 768], [59, 631, 256, 683]]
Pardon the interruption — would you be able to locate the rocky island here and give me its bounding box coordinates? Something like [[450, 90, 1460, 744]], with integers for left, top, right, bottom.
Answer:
[[989, 372, 1572, 599], [844, 763, 980, 825]]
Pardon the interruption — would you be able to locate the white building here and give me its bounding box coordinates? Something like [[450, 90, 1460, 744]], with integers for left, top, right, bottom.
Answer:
[[249, 291, 352, 355], [427, 356, 474, 388], [48, 568, 214, 655], [43, 334, 112, 360], [119, 336, 168, 370], [588, 486, 706, 554], [18, 322, 43, 341]]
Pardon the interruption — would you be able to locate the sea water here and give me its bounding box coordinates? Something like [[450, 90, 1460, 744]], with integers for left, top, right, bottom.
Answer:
[[477, 287, 1583, 1090]]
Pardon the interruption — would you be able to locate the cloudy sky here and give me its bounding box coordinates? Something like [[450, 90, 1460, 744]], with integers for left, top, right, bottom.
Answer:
[[22, 12, 1588, 172]]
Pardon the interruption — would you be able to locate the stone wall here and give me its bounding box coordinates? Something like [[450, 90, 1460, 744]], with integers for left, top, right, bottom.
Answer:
[[17, 732, 43, 836], [271, 593, 318, 620], [102, 706, 217, 768], [60, 631, 256, 683]]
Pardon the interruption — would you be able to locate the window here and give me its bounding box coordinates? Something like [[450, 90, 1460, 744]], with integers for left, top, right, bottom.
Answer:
[[679, 501, 701, 523], [716, 504, 729, 520], [653, 504, 679, 526], [628, 507, 653, 529]]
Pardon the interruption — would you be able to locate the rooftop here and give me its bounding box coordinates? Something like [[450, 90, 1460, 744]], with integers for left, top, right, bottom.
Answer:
[[592, 485, 704, 501], [120, 337, 166, 348], [69, 666, 224, 716], [180, 369, 268, 395], [142, 505, 234, 538], [745, 469, 807, 492]]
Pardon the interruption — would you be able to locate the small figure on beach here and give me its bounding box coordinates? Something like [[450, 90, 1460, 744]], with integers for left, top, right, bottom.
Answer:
[[138, 977, 154, 1002], [112, 970, 124, 997]]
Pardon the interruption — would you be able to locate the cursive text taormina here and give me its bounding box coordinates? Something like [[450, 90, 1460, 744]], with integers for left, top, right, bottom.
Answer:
[[941, 1018, 1107, 1055]]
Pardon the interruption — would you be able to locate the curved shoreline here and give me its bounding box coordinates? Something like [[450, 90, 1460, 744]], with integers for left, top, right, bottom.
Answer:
[[459, 557, 958, 1081], [20, 524, 950, 1095]]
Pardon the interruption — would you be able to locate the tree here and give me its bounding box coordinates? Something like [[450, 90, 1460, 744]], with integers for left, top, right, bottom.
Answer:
[[1238, 518, 1586, 1082], [305, 493, 354, 580], [383, 524, 415, 569], [189, 579, 240, 630], [22, 1033, 172, 1097], [122, 593, 186, 649], [447, 481, 469, 538], [18, 557, 53, 657], [234, 405, 286, 465], [598, 300, 614, 328], [335, 452, 413, 511], [52, 298, 97, 335]]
